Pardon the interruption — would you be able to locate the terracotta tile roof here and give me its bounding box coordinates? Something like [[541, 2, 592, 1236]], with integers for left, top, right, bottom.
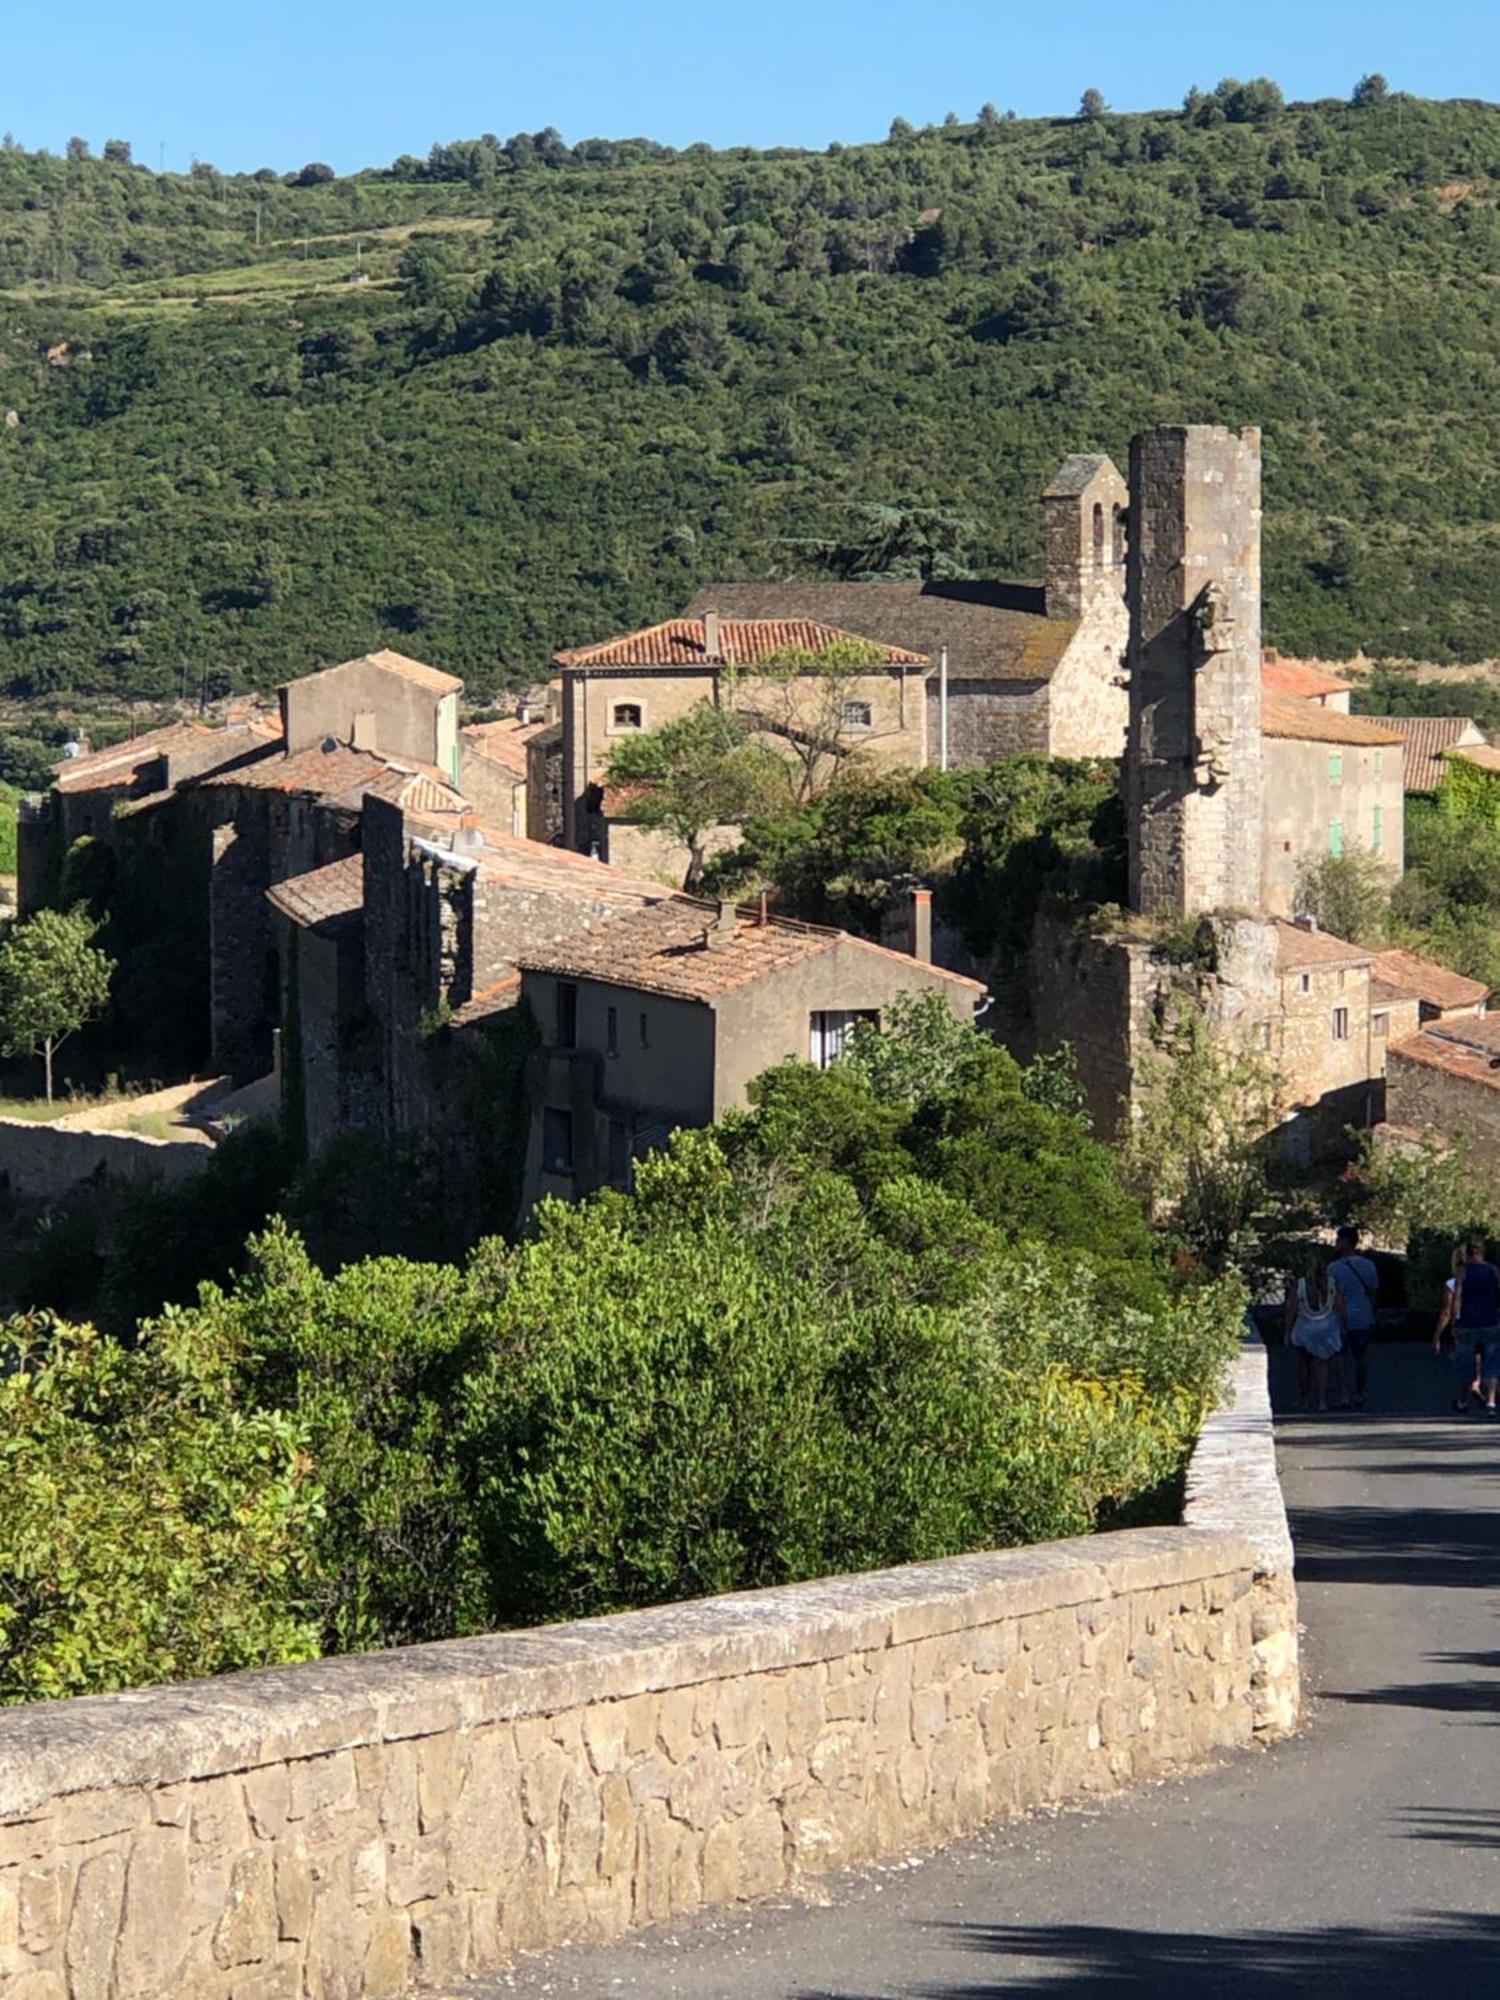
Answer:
[[265, 855, 364, 934], [1261, 654, 1355, 700], [1274, 920, 1373, 972], [409, 822, 668, 910], [461, 717, 550, 778], [1369, 948, 1489, 1013], [1377, 716, 1484, 791], [1390, 1016, 1500, 1092], [283, 648, 462, 697], [1261, 691, 1403, 746], [555, 618, 928, 672], [450, 974, 523, 1028], [200, 743, 464, 815], [1443, 743, 1500, 776], [51, 719, 283, 795], [685, 582, 1078, 683], [516, 896, 983, 1005], [1368, 977, 1418, 1010]]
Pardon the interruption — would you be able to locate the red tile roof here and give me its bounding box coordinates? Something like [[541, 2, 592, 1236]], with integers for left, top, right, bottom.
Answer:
[[1262, 655, 1355, 701], [1369, 948, 1489, 1014], [1377, 717, 1484, 791], [409, 822, 668, 909], [555, 618, 928, 671], [200, 743, 464, 814], [461, 717, 550, 778], [1390, 1016, 1500, 1092], [265, 855, 364, 933], [1274, 920, 1373, 972], [516, 896, 984, 1004], [1261, 691, 1402, 746]]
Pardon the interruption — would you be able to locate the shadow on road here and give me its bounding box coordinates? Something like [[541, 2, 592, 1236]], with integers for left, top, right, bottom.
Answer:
[[792, 1914, 1500, 1997], [1287, 1504, 1500, 1589]]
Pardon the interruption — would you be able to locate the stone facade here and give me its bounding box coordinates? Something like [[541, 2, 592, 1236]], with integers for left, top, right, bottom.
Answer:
[[0, 1347, 1295, 2000], [1260, 723, 1405, 918], [1128, 425, 1264, 918], [1387, 1016, 1500, 1168]]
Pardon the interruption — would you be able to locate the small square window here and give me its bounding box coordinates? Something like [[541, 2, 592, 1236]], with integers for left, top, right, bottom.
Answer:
[[840, 701, 873, 730], [543, 1106, 574, 1174], [1373, 1012, 1389, 1039], [606, 1005, 618, 1057], [1332, 1006, 1350, 1041], [555, 982, 578, 1049], [611, 702, 643, 732]]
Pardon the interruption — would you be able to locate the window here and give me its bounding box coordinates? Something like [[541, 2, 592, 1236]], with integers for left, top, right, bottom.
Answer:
[[639, 1010, 650, 1050], [542, 1107, 574, 1174], [1371, 805, 1383, 853], [1327, 820, 1343, 858], [610, 702, 643, 732], [1092, 501, 1105, 566], [606, 1005, 619, 1057], [1112, 504, 1125, 566], [840, 700, 873, 730], [607, 1119, 630, 1187], [1373, 749, 1384, 778], [1299, 972, 1311, 994], [555, 982, 578, 1049], [1253, 1021, 1272, 1050], [809, 1009, 877, 1069], [1332, 1006, 1350, 1041], [1373, 1011, 1389, 1039], [1328, 752, 1343, 786]]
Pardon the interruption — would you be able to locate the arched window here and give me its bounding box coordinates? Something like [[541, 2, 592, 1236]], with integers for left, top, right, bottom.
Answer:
[[1091, 501, 1105, 566], [1112, 504, 1125, 566], [611, 701, 643, 732]]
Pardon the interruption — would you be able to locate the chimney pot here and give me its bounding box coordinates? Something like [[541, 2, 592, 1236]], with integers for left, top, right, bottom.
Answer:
[[909, 885, 933, 963], [704, 898, 738, 950]]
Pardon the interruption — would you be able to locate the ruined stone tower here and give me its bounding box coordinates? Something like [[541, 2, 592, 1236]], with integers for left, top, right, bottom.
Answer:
[[1126, 425, 1263, 917], [1042, 454, 1128, 620]]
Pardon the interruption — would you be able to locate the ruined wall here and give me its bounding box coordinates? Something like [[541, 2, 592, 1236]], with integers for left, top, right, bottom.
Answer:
[[0, 1347, 1295, 2000], [0, 1116, 213, 1199], [1127, 425, 1264, 918]]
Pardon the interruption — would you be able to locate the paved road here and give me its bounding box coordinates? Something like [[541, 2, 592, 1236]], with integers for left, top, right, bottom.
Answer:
[[480, 1343, 1500, 1996]]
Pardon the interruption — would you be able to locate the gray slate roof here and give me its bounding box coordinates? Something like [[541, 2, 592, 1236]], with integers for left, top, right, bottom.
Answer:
[[684, 581, 1078, 684], [1041, 454, 1115, 498]]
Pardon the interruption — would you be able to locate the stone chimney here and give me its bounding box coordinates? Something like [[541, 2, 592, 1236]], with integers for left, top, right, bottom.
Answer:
[[908, 886, 933, 963], [702, 610, 722, 661], [704, 899, 738, 950]]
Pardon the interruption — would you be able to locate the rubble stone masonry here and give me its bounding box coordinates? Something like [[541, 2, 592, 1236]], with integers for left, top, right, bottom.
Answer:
[[0, 1346, 1294, 1999]]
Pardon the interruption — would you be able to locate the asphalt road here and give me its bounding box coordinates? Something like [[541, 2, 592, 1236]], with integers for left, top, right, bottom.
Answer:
[[477, 1343, 1500, 1997]]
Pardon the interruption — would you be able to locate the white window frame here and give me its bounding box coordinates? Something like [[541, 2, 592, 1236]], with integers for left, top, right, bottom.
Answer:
[[607, 698, 647, 735]]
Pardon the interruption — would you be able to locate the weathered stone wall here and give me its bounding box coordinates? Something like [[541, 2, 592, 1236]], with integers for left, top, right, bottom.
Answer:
[[927, 678, 1051, 767], [1387, 1047, 1500, 1170], [0, 1115, 213, 1199], [1127, 425, 1264, 918], [0, 1348, 1295, 2000]]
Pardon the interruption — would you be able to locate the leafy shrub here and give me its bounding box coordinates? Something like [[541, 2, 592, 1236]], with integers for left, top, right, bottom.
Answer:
[[0, 1313, 321, 1702]]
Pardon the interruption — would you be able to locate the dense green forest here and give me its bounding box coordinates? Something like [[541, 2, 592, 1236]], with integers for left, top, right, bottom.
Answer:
[[2, 81, 1500, 706]]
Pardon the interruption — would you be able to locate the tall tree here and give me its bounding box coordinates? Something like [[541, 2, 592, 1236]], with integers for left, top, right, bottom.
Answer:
[[0, 907, 114, 1101]]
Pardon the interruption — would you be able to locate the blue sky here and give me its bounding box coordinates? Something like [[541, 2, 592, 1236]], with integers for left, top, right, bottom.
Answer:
[[8, 1, 1498, 176]]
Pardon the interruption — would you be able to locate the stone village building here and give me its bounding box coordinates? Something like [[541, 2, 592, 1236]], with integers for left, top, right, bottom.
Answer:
[[1010, 422, 1463, 1158]]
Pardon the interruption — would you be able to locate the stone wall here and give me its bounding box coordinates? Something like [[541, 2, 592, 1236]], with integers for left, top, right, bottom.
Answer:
[[1387, 1046, 1500, 1170], [0, 1347, 1294, 2000], [0, 1115, 214, 1200]]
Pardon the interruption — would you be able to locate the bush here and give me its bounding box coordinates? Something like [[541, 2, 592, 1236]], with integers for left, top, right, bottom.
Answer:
[[0, 1312, 321, 1702]]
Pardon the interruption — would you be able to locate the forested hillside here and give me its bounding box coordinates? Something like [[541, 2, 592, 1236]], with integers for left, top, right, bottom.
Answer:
[[3, 82, 1500, 705]]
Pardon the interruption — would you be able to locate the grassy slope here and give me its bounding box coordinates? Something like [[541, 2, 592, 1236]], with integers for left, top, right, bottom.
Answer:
[[1, 97, 1499, 706]]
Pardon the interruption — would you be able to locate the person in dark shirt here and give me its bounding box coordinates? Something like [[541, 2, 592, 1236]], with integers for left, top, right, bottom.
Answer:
[[1454, 1236, 1500, 1416]]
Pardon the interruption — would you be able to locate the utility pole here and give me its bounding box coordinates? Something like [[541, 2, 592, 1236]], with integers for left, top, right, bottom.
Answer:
[[938, 646, 949, 771]]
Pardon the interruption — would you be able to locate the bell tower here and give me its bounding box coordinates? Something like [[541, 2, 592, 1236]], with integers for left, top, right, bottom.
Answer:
[[1042, 453, 1128, 620], [1126, 425, 1263, 918]]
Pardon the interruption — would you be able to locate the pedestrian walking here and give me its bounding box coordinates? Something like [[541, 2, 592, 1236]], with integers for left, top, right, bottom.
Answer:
[[1452, 1235, 1500, 1416], [1328, 1225, 1379, 1409], [1286, 1247, 1346, 1413], [1432, 1246, 1478, 1410]]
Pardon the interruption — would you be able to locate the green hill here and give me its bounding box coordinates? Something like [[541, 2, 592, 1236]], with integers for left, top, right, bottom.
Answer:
[[3, 84, 1500, 705]]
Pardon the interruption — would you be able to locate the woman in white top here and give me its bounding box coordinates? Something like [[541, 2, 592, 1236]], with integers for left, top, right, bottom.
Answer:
[[1285, 1248, 1347, 1413]]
